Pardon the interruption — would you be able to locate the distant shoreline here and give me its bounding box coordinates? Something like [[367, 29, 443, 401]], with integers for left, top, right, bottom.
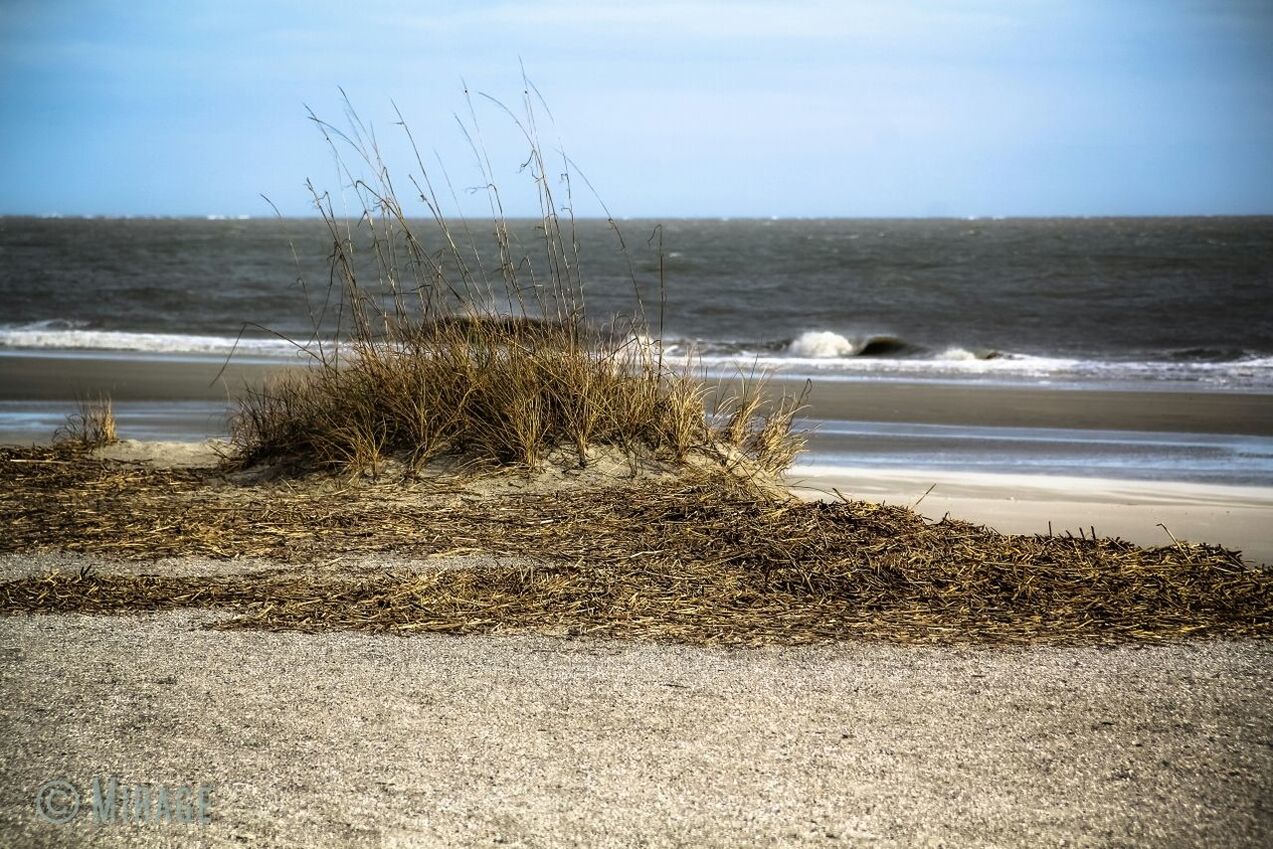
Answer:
[[6, 213, 1273, 221], [3, 350, 1270, 431]]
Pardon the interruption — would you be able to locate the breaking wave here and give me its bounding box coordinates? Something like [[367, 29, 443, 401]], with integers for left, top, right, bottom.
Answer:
[[786, 330, 926, 358], [0, 322, 303, 358], [1, 321, 1270, 389]]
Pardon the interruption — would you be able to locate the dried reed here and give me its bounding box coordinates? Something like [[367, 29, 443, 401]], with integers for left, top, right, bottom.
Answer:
[[1, 446, 1269, 646], [53, 396, 117, 448]]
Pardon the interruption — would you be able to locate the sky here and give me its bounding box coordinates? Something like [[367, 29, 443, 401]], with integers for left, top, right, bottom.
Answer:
[[1, 0, 1270, 218]]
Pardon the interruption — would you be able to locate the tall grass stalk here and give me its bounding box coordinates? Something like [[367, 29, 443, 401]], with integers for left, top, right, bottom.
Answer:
[[230, 86, 803, 475]]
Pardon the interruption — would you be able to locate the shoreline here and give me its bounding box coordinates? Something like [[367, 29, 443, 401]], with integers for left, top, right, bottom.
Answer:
[[1, 350, 1271, 436]]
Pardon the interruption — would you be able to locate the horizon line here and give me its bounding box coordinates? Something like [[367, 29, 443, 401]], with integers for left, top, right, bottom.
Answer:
[[4, 213, 1273, 222]]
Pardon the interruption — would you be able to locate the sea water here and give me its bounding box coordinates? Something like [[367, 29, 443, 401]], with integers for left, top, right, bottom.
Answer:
[[1, 216, 1270, 389], [3, 216, 1271, 483]]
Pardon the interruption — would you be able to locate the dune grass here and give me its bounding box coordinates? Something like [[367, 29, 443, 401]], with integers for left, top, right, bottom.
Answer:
[[232, 318, 803, 475], [229, 92, 802, 476], [53, 396, 117, 449]]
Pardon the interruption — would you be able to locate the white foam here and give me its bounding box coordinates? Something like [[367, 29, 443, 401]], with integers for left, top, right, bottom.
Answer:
[[787, 330, 857, 358], [690, 350, 1081, 378], [938, 347, 979, 361], [0, 326, 301, 358], [1, 322, 1270, 389], [681, 349, 1273, 389]]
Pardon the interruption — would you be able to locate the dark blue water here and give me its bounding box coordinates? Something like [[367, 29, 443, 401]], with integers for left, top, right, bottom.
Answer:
[[1, 216, 1271, 388]]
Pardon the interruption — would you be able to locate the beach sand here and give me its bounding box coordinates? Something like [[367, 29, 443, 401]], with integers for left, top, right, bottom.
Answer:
[[0, 593, 1269, 847], [788, 468, 1273, 566]]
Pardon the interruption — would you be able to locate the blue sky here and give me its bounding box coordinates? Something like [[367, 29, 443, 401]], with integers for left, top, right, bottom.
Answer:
[[1, 0, 1270, 217]]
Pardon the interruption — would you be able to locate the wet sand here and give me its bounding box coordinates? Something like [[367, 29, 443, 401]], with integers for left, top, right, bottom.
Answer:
[[768, 376, 1273, 437], [0, 350, 292, 402], [3, 351, 1273, 435]]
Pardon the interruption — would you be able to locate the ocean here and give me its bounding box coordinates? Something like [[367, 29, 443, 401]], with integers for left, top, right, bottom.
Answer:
[[2, 216, 1272, 488], [2, 215, 1272, 389]]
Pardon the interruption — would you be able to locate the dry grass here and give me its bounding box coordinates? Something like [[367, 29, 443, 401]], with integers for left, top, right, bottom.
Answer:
[[1, 445, 1269, 646], [232, 320, 804, 474], [228, 92, 802, 475], [53, 396, 117, 449]]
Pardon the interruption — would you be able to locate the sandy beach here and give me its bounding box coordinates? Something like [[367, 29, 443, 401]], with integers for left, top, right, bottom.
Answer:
[[1, 355, 1271, 846], [0, 591, 1268, 847], [1, 436, 1270, 844]]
